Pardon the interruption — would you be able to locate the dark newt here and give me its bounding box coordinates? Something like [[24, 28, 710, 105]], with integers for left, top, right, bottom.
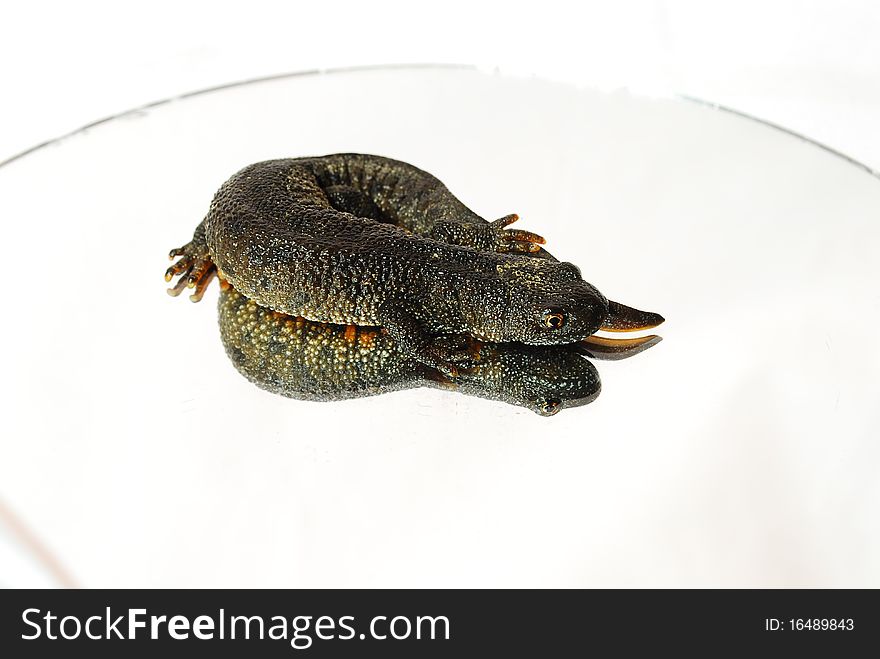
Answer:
[[167, 154, 663, 374], [218, 284, 602, 416]]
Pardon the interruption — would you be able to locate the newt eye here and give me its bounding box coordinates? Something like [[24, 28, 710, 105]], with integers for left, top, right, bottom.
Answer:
[[536, 398, 561, 416], [543, 308, 566, 329]]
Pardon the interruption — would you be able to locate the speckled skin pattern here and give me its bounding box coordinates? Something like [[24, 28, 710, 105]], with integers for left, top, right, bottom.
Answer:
[[218, 286, 600, 416], [176, 154, 612, 374]]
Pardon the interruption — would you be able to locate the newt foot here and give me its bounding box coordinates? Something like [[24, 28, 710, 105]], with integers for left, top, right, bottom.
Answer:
[[422, 334, 483, 378], [165, 241, 217, 302], [490, 214, 546, 254]]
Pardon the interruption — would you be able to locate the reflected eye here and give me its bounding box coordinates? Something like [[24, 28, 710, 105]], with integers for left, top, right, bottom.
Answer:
[[543, 308, 566, 329], [536, 398, 561, 416]]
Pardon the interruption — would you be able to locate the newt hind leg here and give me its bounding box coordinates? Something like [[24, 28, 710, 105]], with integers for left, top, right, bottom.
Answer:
[[165, 222, 217, 302], [428, 213, 546, 255], [489, 214, 546, 254]]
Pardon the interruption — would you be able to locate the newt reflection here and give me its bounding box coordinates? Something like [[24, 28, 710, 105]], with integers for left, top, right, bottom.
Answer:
[[218, 285, 602, 416]]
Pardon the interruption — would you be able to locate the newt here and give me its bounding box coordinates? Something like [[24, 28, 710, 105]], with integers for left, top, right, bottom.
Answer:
[[167, 154, 663, 375]]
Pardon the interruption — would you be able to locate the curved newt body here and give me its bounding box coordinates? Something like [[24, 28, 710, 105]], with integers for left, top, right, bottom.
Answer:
[[167, 154, 663, 375]]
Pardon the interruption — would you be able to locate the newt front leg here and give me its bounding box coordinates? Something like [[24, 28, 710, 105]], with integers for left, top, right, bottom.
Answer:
[[377, 304, 480, 377]]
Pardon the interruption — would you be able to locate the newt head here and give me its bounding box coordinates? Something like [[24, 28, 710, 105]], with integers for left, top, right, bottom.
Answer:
[[497, 259, 607, 344], [495, 259, 664, 348], [457, 342, 602, 415]]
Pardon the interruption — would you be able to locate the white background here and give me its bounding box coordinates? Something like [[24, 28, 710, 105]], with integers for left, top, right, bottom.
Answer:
[[3, 0, 879, 170], [1, 1, 878, 588]]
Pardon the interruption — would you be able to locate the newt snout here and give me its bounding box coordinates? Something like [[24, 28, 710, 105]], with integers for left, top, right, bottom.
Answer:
[[577, 299, 665, 359]]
